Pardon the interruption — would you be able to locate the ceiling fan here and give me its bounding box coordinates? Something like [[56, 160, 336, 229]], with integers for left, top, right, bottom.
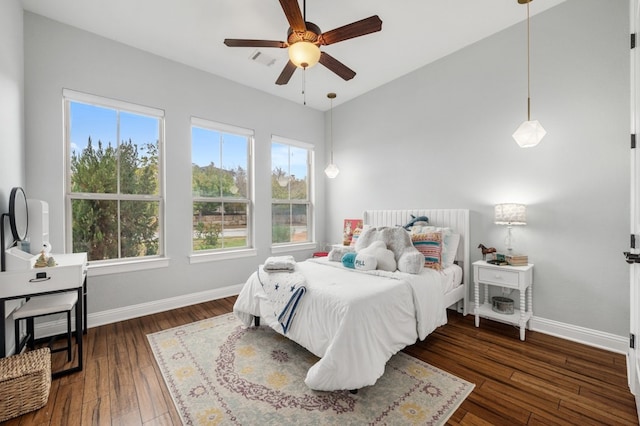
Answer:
[[223, 0, 382, 85]]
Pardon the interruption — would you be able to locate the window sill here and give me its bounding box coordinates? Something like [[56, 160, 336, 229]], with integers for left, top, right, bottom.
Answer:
[[88, 257, 170, 277], [189, 248, 257, 264], [271, 242, 317, 254]]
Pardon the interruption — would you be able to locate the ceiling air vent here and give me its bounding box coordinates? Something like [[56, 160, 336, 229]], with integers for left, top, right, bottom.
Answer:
[[249, 50, 277, 67]]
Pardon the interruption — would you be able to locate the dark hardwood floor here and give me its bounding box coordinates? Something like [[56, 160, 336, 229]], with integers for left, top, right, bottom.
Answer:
[[3, 296, 637, 425]]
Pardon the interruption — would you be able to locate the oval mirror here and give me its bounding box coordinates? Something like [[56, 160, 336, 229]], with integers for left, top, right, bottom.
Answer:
[[9, 187, 28, 241]]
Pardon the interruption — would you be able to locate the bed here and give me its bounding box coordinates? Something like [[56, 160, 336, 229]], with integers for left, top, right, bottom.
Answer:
[[233, 209, 469, 391]]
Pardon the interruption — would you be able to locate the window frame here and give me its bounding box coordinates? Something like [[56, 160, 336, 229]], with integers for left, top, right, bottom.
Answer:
[[270, 135, 315, 252], [189, 117, 255, 263], [63, 89, 167, 275]]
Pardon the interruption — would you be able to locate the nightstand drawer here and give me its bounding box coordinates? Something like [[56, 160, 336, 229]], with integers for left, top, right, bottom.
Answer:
[[477, 267, 519, 287]]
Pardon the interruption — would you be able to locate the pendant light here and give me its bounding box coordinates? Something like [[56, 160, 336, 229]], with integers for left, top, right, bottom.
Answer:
[[512, 0, 546, 148], [324, 92, 340, 178]]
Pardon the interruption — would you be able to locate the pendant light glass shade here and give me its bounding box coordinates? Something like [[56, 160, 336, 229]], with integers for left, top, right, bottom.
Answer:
[[513, 0, 545, 148], [324, 163, 339, 178], [513, 119, 546, 148], [288, 42, 321, 68], [325, 92, 339, 178]]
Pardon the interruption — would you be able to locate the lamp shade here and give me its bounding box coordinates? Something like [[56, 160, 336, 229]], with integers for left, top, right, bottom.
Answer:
[[288, 42, 321, 68], [494, 203, 527, 225], [513, 120, 546, 148], [324, 163, 339, 178]]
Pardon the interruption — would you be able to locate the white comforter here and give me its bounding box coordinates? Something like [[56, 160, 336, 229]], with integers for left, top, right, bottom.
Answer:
[[233, 257, 448, 391]]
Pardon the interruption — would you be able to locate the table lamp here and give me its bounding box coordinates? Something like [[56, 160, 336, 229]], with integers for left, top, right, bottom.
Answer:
[[494, 203, 527, 252]]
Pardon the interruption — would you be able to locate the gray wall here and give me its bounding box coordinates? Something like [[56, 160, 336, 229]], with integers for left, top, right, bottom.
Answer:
[[1, 0, 25, 210], [325, 0, 630, 336], [23, 13, 325, 314], [19, 0, 631, 340]]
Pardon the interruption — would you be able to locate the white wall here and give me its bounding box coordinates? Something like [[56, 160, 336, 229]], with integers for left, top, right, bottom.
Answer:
[[0, 0, 25, 209], [23, 13, 326, 314], [20, 1, 631, 344], [325, 0, 630, 337], [0, 0, 25, 352]]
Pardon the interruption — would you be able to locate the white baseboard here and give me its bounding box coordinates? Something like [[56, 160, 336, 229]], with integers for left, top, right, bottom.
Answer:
[[31, 283, 244, 339], [31, 287, 628, 355], [530, 316, 628, 354]]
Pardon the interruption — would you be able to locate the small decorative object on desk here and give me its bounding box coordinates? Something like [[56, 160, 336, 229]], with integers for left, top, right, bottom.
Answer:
[[34, 250, 56, 268], [34, 251, 48, 268], [42, 241, 52, 255], [478, 244, 496, 261]]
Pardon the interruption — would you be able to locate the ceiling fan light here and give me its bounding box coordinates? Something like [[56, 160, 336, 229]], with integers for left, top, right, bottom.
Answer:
[[513, 120, 546, 148], [288, 41, 321, 68], [324, 163, 340, 178]]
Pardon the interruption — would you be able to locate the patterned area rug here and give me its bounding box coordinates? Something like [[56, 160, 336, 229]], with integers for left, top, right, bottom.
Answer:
[[147, 313, 474, 425]]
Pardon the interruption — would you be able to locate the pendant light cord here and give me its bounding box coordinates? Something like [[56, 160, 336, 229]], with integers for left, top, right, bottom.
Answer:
[[526, 1, 531, 121], [330, 95, 334, 163]]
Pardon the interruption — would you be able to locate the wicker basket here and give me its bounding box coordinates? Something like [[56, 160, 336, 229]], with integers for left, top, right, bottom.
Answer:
[[0, 347, 52, 422]]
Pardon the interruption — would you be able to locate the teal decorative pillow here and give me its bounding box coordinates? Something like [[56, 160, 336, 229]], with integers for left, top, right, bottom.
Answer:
[[341, 252, 357, 269]]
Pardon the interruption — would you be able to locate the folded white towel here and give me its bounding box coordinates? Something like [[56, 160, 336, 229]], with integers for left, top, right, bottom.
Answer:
[[263, 255, 296, 272]]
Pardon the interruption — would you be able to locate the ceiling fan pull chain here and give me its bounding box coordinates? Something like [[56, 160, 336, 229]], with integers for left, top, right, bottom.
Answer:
[[302, 67, 307, 105]]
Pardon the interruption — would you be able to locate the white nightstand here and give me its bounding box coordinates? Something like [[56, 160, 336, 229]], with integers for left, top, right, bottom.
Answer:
[[473, 260, 534, 341]]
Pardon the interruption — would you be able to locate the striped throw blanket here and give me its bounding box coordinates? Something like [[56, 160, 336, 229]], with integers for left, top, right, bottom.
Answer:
[[257, 264, 306, 334]]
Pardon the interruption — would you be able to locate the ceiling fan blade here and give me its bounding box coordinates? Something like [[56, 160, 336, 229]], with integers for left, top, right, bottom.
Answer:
[[279, 0, 306, 33], [275, 60, 297, 85], [319, 15, 383, 46], [224, 39, 287, 48], [319, 52, 356, 81]]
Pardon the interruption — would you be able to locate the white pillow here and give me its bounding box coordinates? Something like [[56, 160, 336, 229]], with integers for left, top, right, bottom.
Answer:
[[443, 232, 460, 268]]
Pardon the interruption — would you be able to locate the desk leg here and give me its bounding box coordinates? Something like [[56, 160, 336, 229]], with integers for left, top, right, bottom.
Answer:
[[0, 300, 5, 357], [83, 275, 87, 334], [76, 286, 83, 372]]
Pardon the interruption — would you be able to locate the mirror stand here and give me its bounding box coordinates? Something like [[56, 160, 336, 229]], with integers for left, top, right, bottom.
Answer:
[[1, 213, 8, 272]]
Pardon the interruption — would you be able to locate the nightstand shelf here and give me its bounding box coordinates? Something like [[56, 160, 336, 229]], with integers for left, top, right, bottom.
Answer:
[[475, 303, 531, 325], [473, 260, 534, 341]]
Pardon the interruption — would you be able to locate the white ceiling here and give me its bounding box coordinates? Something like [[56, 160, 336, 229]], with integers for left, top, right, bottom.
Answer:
[[20, 0, 566, 111]]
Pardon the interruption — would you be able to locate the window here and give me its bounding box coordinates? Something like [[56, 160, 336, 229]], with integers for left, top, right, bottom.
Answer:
[[271, 137, 313, 245], [64, 89, 164, 263], [191, 118, 252, 252]]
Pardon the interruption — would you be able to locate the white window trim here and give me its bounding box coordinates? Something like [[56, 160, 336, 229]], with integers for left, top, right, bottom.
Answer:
[[271, 135, 316, 248], [88, 256, 170, 277], [271, 242, 317, 254], [63, 89, 167, 272], [189, 248, 257, 264], [190, 117, 255, 259]]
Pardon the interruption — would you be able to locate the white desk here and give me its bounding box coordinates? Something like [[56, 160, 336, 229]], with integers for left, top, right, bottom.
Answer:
[[0, 252, 87, 377]]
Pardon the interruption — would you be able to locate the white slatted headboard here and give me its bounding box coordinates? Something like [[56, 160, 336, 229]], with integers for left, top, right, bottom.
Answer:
[[363, 209, 470, 312]]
